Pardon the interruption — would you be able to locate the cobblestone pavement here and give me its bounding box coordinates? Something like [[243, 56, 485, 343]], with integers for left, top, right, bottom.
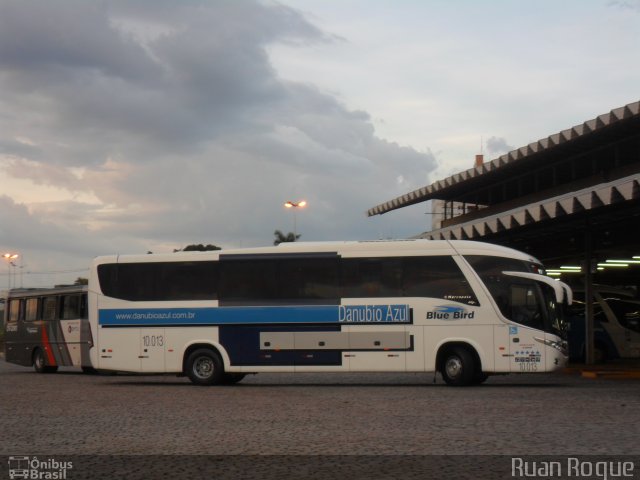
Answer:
[[1, 361, 639, 478]]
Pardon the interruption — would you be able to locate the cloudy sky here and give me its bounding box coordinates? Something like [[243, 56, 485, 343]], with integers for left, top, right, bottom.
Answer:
[[0, 0, 638, 287]]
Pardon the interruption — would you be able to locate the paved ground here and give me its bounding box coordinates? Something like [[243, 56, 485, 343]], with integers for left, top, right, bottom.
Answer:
[[1, 361, 639, 478]]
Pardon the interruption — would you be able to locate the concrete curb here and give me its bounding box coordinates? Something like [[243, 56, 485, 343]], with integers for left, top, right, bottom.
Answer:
[[580, 370, 640, 379], [564, 363, 640, 379]]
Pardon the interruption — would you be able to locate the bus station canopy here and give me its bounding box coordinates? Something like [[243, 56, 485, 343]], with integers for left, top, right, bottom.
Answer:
[[367, 100, 640, 284]]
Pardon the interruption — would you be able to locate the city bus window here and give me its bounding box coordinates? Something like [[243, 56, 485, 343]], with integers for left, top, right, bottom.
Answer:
[[219, 259, 277, 304], [61, 295, 81, 320], [25, 298, 38, 322], [510, 284, 544, 330], [278, 257, 339, 302], [341, 258, 402, 298], [97, 261, 218, 301], [8, 299, 21, 323], [403, 256, 479, 305], [42, 297, 58, 321]]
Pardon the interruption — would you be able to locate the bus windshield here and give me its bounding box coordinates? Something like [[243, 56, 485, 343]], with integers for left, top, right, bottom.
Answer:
[[464, 255, 564, 336]]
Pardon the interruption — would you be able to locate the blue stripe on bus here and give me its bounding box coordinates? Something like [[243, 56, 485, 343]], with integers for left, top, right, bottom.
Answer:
[[98, 304, 411, 326]]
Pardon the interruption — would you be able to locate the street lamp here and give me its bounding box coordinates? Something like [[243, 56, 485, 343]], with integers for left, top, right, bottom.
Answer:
[[3, 253, 19, 290], [284, 200, 307, 240]]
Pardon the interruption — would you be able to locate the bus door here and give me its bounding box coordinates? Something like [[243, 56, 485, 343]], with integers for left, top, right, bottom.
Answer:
[[5, 298, 27, 365], [492, 281, 548, 373]]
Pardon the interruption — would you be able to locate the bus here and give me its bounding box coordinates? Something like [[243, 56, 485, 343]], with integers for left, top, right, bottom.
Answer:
[[88, 240, 571, 386], [567, 286, 640, 362], [3, 285, 93, 373]]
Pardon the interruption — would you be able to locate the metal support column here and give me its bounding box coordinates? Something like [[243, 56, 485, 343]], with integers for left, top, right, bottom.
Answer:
[[584, 217, 595, 365]]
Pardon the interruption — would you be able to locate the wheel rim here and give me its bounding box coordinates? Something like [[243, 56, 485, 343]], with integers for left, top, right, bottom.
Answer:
[[445, 356, 463, 379], [35, 351, 44, 369], [193, 356, 214, 380]]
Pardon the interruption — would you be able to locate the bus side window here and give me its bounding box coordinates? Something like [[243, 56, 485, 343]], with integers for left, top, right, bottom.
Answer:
[[403, 256, 479, 306], [8, 299, 22, 323], [509, 283, 544, 329], [61, 295, 81, 320], [25, 298, 38, 322], [42, 297, 58, 321]]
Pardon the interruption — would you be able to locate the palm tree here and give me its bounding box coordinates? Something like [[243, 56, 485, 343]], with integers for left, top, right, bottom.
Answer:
[[273, 230, 300, 245]]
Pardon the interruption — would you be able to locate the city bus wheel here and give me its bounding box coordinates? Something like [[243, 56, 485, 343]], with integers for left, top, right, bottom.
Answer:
[[33, 349, 58, 374], [472, 371, 489, 385], [441, 347, 475, 386], [221, 373, 246, 385], [186, 349, 224, 386]]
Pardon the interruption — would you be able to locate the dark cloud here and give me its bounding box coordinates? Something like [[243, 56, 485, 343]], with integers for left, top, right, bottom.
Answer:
[[0, 0, 436, 284]]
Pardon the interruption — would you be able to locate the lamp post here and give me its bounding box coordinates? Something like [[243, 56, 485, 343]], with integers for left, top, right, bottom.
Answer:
[[3, 253, 19, 290], [284, 200, 307, 240]]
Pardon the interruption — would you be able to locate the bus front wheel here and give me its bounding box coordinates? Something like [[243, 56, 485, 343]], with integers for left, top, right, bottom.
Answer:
[[33, 348, 58, 374], [186, 348, 224, 386], [441, 347, 475, 386]]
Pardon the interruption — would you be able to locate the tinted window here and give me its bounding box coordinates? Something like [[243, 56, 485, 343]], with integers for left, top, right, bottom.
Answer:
[[509, 283, 544, 329], [98, 261, 218, 301], [341, 256, 477, 305], [25, 298, 38, 322], [219, 255, 339, 305], [402, 257, 478, 305], [278, 257, 339, 301], [341, 258, 402, 298], [8, 299, 21, 323], [219, 260, 277, 304], [42, 297, 58, 321], [466, 255, 545, 329], [61, 295, 84, 320]]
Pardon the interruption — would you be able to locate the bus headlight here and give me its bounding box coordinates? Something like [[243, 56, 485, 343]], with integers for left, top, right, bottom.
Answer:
[[535, 337, 568, 356]]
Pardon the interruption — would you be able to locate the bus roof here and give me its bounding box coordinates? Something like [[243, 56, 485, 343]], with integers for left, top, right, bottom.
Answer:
[[7, 285, 88, 299], [92, 240, 542, 266]]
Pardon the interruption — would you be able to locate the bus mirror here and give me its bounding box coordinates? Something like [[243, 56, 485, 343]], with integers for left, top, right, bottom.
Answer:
[[558, 281, 573, 306], [502, 271, 564, 304]]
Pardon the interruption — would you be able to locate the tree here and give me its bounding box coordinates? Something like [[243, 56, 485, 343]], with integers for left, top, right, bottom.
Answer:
[[174, 244, 221, 252], [74, 277, 88, 285], [273, 230, 300, 246]]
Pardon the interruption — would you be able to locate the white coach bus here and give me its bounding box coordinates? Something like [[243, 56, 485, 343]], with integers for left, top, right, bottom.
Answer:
[[88, 240, 571, 386]]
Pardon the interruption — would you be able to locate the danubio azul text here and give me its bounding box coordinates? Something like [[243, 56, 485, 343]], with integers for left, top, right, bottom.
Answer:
[[339, 305, 409, 323]]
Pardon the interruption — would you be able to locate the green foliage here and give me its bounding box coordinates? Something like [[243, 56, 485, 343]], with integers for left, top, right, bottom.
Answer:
[[174, 244, 222, 252], [74, 277, 88, 285], [273, 230, 300, 246]]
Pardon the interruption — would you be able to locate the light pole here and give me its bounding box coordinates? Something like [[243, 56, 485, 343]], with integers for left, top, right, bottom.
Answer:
[[284, 200, 307, 240], [3, 253, 19, 290]]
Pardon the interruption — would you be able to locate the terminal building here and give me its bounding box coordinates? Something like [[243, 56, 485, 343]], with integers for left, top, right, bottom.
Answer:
[[368, 100, 640, 363]]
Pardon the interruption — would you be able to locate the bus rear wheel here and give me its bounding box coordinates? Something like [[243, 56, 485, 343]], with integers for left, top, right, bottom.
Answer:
[[33, 348, 58, 374], [186, 348, 224, 386], [441, 347, 475, 386], [221, 373, 246, 385]]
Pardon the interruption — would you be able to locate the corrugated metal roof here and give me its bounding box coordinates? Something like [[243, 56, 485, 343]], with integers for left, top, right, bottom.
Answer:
[[367, 100, 640, 217], [416, 174, 640, 241]]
